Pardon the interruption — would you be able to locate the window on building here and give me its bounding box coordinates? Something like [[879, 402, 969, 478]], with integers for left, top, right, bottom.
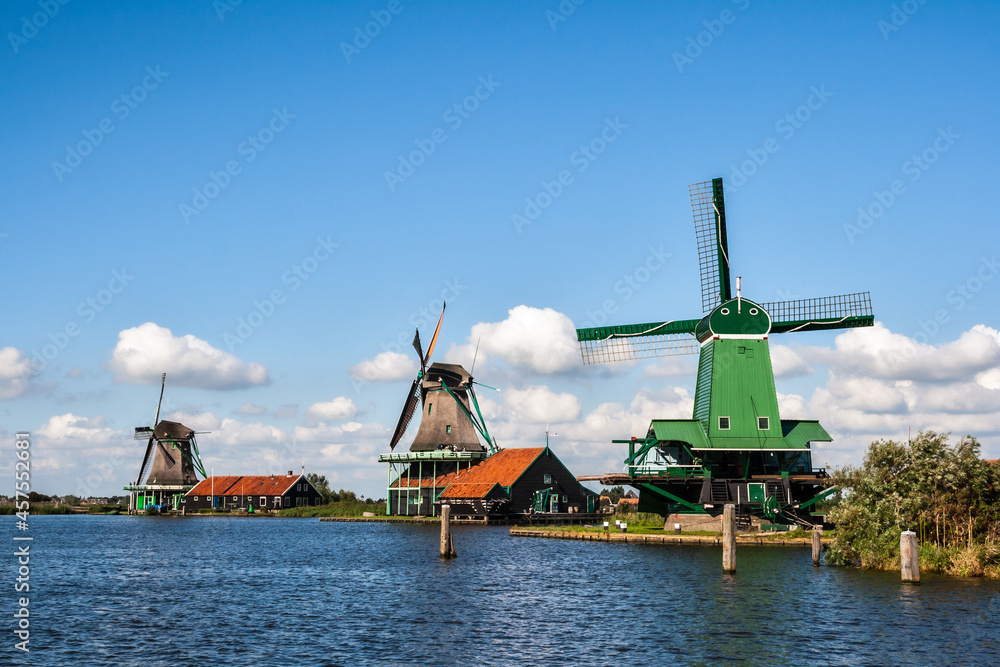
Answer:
[[719, 416, 731, 430], [296, 497, 303, 507], [446, 425, 452, 434], [284, 497, 290, 507], [194, 496, 198, 501], [758, 417, 770, 431], [428, 403, 433, 414], [543, 474, 552, 484], [274, 496, 281, 506], [260, 496, 266, 506]]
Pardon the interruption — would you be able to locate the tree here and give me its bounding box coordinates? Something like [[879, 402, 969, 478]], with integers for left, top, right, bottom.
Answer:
[[306, 473, 333, 504], [27, 492, 51, 503], [827, 431, 1000, 575], [604, 486, 625, 503], [61, 495, 81, 506]]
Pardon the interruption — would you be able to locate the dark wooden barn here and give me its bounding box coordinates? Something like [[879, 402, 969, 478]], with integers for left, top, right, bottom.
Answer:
[[388, 446, 598, 519], [184, 472, 322, 512]]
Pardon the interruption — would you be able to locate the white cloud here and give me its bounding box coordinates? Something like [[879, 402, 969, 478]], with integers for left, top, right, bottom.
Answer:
[[349, 351, 417, 382], [306, 397, 358, 421], [37, 413, 121, 446], [503, 385, 582, 424], [109, 322, 269, 389], [237, 402, 267, 415], [0, 347, 32, 398], [814, 322, 1000, 382], [644, 356, 698, 378], [770, 344, 813, 378], [466, 305, 579, 374], [803, 324, 1000, 464]]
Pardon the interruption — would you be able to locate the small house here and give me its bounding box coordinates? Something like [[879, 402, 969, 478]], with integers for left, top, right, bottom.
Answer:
[[390, 446, 598, 519], [185, 472, 322, 512]]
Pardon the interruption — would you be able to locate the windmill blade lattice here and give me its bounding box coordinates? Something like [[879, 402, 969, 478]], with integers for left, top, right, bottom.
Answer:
[[690, 179, 732, 313], [577, 320, 700, 364], [764, 292, 874, 334]]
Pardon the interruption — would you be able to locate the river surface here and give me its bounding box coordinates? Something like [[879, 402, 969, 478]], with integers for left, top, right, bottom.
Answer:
[[6, 516, 999, 666]]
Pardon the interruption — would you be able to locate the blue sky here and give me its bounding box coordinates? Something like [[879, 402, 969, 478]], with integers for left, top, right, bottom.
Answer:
[[3, 0, 999, 499]]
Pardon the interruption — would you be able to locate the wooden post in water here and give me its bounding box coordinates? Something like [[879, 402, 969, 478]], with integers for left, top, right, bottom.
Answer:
[[722, 504, 736, 573], [901, 530, 919, 583], [812, 526, 822, 566], [440, 505, 457, 559]]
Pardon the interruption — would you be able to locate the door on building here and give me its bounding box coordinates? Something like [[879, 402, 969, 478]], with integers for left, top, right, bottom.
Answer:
[[549, 494, 559, 513], [587, 495, 594, 513]]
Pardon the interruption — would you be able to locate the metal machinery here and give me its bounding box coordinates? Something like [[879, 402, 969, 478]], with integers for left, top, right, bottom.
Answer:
[[379, 304, 500, 515], [124, 373, 207, 512], [576, 178, 874, 525]]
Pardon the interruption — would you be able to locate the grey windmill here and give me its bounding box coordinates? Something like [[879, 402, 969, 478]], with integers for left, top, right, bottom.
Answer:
[[126, 373, 207, 512]]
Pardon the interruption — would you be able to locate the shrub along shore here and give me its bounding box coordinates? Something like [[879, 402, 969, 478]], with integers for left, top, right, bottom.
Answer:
[[827, 431, 1000, 579]]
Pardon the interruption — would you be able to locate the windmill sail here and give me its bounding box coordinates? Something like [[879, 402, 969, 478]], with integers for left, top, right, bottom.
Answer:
[[764, 292, 873, 334], [690, 178, 732, 313], [577, 320, 700, 364], [389, 378, 421, 450]]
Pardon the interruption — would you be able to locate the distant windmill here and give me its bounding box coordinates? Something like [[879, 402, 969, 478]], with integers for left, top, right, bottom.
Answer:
[[388, 303, 496, 454], [127, 373, 207, 512], [576, 178, 874, 524]]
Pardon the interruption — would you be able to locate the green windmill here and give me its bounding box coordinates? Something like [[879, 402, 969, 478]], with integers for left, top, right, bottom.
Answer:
[[576, 178, 873, 525]]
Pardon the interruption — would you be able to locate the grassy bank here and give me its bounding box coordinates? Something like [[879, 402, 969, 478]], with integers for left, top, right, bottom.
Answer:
[[0, 504, 73, 515], [278, 501, 386, 518]]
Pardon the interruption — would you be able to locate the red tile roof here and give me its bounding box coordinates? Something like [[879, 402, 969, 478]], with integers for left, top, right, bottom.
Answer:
[[448, 447, 545, 487], [389, 448, 546, 496], [438, 482, 499, 499], [186, 475, 305, 497]]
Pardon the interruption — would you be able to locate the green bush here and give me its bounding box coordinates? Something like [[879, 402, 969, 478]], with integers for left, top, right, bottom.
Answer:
[[827, 431, 1000, 577]]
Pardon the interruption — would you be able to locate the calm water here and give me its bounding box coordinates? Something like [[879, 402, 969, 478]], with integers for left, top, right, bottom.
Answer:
[[6, 516, 999, 666]]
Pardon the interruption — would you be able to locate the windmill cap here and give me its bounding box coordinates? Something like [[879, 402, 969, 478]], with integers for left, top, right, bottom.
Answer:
[[696, 298, 771, 341]]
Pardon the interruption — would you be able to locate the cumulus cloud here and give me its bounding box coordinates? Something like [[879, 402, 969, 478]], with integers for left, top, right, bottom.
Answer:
[[465, 305, 579, 374], [109, 323, 269, 389], [237, 402, 267, 416], [813, 322, 1000, 382], [0, 347, 32, 398], [306, 397, 358, 421], [770, 344, 813, 378], [802, 324, 1000, 464], [503, 385, 582, 424], [37, 413, 121, 445], [349, 351, 417, 382], [644, 356, 698, 378]]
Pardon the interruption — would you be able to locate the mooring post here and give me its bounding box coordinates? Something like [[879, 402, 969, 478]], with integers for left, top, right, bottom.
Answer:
[[901, 530, 919, 583], [812, 525, 822, 566], [722, 504, 736, 573], [440, 504, 456, 559]]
